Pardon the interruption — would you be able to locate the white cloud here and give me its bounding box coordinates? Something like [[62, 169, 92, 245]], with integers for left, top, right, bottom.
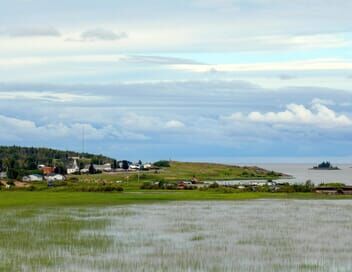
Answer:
[[0, 26, 61, 37], [165, 120, 185, 129], [170, 58, 352, 73], [0, 55, 127, 67], [0, 115, 147, 142], [0, 91, 101, 102], [77, 28, 127, 42], [120, 113, 186, 131], [227, 103, 352, 128], [311, 98, 335, 106], [0, 54, 198, 68]]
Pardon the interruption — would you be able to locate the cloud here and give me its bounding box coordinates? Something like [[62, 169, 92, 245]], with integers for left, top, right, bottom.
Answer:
[[165, 120, 185, 129], [124, 55, 201, 65], [120, 113, 186, 132], [311, 98, 335, 106], [226, 103, 352, 128], [0, 91, 101, 102], [0, 54, 199, 67], [79, 28, 128, 42], [170, 58, 352, 73], [278, 74, 297, 80], [0, 26, 61, 37], [0, 114, 147, 142]]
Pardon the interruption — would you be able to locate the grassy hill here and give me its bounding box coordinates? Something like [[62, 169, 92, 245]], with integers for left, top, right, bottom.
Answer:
[[160, 161, 284, 181], [73, 160, 285, 191]]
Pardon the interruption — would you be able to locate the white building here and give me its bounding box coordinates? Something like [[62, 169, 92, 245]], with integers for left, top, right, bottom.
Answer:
[[143, 163, 152, 169], [22, 174, 43, 182], [45, 174, 65, 182], [129, 164, 140, 170], [67, 157, 80, 174], [94, 163, 112, 172]]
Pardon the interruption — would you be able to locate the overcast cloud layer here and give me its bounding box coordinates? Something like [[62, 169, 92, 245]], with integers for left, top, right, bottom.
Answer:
[[0, 0, 351, 162]]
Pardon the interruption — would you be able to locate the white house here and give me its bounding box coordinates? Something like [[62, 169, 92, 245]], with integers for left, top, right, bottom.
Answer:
[[0, 172, 7, 179], [129, 164, 140, 170], [142, 163, 152, 169], [67, 157, 80, 174], [45, 174, 65, 182], [94, 163, 112, 172], [22, 174, 43, 182]]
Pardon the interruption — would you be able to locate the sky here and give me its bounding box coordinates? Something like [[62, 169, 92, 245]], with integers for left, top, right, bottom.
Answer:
[[1, 0, 352, 162]]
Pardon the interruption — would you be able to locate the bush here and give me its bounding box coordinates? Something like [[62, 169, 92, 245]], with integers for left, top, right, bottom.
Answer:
[[27, 185, 36, 191], [276, 183, 295, 193], [209, 182, 219, 189], [214, 187, 237, 193], [6, 180, 15, 186], [74, 185, 124, 192], [67, 177, 79, 183], [153, 160, 170, 167], [140, 181, 177, 190]]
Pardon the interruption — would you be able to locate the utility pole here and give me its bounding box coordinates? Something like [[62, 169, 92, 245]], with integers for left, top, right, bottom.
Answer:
[[82, 126, 85, 155]]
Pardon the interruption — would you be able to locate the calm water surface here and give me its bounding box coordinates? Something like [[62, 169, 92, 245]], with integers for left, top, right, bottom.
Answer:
[[241, 163, 352, 185]]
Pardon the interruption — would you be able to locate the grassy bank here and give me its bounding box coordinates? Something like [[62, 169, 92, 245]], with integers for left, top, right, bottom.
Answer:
[[1, 191, 352, 208], [74, 161, 284, 187]]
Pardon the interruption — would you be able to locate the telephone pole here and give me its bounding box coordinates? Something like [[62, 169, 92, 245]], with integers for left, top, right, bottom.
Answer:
[[82, 126, 85, 154]]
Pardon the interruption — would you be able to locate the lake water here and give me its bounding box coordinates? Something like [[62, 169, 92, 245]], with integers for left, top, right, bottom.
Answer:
[[2, 201, 352, 271], [240, 163, 352, 185]]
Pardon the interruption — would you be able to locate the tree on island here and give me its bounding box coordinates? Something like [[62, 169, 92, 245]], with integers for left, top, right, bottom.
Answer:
[[318, 161, 332, 168], [314, 161, 339, 170]]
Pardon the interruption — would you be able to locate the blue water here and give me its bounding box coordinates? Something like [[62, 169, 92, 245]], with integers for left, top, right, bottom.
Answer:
[[239, 163, 352, 185]]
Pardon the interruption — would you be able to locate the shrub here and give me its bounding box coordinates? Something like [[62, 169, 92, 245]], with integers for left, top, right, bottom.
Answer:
[[6, 180, 15, 186], [153, 160, 170, 167], [209, 182, 219, 189], [67, 177, 79, 183], [27, 185, 36, 191]]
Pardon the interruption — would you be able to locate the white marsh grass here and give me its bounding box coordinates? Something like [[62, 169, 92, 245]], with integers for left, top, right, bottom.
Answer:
[[1, 200, 352, 271]]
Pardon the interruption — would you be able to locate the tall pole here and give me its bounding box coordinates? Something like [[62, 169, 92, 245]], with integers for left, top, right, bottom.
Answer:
[[82, 126, 85, 154]]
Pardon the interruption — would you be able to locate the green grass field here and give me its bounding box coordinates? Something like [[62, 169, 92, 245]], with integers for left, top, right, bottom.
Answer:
[[1, 161, 350, 208], [75, 161, 284, 187], [1, 191, 352, 208]]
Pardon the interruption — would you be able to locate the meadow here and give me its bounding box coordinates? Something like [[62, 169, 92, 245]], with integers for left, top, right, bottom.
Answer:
[[1, 191, 352, 209], [1, 200, 352, 271], [73, 161, 284, 189]]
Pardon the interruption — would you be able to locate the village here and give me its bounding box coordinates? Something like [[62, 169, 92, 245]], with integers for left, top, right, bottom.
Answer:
[[1, 153, 352, 195]]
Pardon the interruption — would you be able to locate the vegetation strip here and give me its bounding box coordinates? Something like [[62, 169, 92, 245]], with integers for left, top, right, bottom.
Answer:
[[1, 191, 352, 208]]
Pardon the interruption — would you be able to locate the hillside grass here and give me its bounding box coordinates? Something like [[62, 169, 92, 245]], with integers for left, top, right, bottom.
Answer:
[[74, 161, 283, 190]]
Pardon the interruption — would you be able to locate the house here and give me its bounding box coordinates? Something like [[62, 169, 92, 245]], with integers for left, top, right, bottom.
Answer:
[[142, 163, 152, 169], [41, 166, 55, 175], [0, 172, 7, 179], [45, 174, 65, 182], [67, 157, 80, 174], [22, 174, 43, 182], [80, 168, 89, 174], [129, 164, 140, 170], [93, 163, 112, 172]]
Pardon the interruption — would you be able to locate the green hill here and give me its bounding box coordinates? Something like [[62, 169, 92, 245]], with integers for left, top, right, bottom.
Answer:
[[0, 146, 114, 172]]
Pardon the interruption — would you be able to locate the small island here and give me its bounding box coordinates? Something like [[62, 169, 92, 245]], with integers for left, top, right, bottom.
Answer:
[[311, 161, 340, 170]]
